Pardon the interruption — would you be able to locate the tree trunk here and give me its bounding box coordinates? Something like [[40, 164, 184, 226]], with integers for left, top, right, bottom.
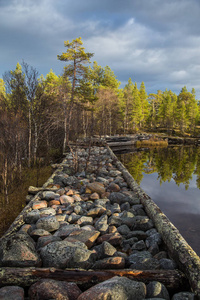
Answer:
[[34, 122, 38, 164], [3, 157, 8, 204], [63, 114, 67, 154], [0, 268, 188, 291], [28, 108, 32, 168]]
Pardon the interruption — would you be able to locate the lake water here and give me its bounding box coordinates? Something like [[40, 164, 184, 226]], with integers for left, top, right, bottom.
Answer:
[[117, 146, 200, 256]]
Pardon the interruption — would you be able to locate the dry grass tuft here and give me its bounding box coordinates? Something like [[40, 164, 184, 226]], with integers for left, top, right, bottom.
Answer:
[[136, 137, 168, 148]]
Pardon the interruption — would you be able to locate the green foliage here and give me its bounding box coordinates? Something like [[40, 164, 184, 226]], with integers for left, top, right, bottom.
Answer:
[[176, 87, 199, 133], [4, 62, 28, 115], [57, 37, 93, 102], [158, 90, 177, 132]]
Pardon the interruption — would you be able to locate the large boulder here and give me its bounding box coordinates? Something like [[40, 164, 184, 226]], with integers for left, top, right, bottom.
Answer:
[[0, 286, 24, 300], [77, 276, 146, 300], [0, 232, 41, 267], [28, 279, 82, 300], [36, 216, 60, 232], [40, 240, 96, 269]]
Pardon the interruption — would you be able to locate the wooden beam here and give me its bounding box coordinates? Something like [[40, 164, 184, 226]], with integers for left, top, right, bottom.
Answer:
[[0, 267, 188, 291]]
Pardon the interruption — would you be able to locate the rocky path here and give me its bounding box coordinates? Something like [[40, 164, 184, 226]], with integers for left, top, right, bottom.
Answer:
[[0, 146, 196, 299]]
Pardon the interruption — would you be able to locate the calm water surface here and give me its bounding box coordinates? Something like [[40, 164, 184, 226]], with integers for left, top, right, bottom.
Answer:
[[117, 146, 200, 256]]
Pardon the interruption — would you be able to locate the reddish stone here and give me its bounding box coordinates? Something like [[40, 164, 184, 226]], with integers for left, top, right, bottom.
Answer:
[[49, 200, 60, 206], [69, 229, 100, 248], [85, 187, 92, 194], [89, 192, 99, 200], [60, 195, 74, 205], [46, 184, 61, 189], [108, 225, 118, 234], [66, 189, 74, 196], [32, 201, 47, 210], [73, 194, 82, 202], [87, 182, 105, 195], [97, 233, 122, 246], [28, 279, 82, 300], [92, 257, 125, 269], [87, 207, 106, 218], [107, 183, 120, 192]]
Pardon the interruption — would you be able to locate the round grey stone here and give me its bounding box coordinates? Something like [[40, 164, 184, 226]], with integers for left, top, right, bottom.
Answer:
[[24, 210, 40, 224], [40, 241, 95, 269], [146, 281, 170, 300], [36, 216, 59, 232], [159, 258, 177, 270], [0, 286, 24, 300], [117, 224, 130, 236], [77, 276, 146, 299], [42, 191, 60, 200], [39, 207, 56, 216], [172, 292, 195, 300]]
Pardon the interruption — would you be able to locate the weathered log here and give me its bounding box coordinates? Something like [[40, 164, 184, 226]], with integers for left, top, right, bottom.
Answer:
[[28, 186, 59, 195], [0, 267, 188, 290], [107, 145, 200, 298], [107, 141, 136, 147]]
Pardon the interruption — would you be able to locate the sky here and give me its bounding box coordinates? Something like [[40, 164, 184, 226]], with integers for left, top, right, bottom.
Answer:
[[1, 0, 200, 97]]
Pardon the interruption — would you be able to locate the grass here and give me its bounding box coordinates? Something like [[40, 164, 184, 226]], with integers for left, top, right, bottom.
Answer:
[[135, 137, 168, 148]]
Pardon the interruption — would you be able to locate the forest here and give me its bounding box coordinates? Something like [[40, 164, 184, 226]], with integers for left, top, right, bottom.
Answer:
[[0, 37, 200, 203]]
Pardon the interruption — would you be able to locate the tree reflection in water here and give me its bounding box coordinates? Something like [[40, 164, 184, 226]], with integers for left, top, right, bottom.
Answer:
[[117, 146, 200, 256], [118, 146, 200, 190]]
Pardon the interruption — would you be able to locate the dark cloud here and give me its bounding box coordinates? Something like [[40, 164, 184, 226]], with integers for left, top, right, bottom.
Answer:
[[1, 0, 200, 97]]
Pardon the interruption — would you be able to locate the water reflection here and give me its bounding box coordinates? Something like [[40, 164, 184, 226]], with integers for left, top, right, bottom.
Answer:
[[118, 146, 200, 190], [117, 146, 200, 256]]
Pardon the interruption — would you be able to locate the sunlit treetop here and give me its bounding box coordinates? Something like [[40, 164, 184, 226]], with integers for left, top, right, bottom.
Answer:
[[57, 37, 93, 65]]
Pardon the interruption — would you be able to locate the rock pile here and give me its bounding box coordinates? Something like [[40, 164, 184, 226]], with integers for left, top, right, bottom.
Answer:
[[0, 146, 195, 299]]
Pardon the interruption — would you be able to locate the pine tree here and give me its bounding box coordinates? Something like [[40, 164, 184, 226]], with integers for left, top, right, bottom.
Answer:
[[122, 78, 134, 132], [57, 37, 93, 144], [132, 83, 142, 130], [139, 81, 149, 128]]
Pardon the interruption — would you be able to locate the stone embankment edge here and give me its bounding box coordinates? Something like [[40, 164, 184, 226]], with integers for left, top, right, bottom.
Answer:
[[1, 145, 200, 297], [106, 145, 200, 297]]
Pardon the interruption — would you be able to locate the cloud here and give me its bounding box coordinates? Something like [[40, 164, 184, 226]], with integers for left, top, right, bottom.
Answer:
[[1, 0, 200, 96]]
